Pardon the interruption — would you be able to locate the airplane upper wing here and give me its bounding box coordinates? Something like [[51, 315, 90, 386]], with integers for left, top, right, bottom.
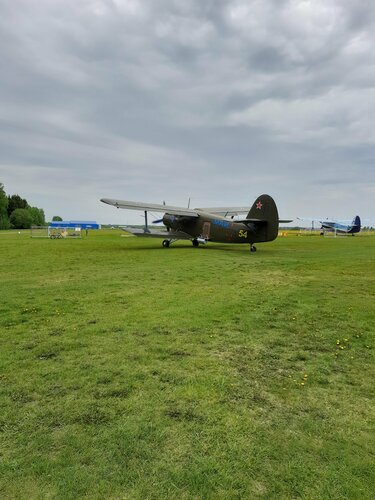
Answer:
[[195, 206, 249, 216], [197, 207, 292, 222], [101, 198, 199, 217]]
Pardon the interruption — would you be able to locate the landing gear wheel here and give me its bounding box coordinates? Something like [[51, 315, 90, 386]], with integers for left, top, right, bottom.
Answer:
[[162, 239, 170, 248], [250, 245, 257, 253], [192, 239, 199, 247]]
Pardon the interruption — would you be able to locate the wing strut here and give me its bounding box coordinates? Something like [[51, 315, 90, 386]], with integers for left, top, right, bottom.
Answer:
[[144, 211, 150, 233]]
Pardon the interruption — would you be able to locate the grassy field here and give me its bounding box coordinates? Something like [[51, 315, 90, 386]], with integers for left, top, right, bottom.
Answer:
[[0, 229, 374, 499]]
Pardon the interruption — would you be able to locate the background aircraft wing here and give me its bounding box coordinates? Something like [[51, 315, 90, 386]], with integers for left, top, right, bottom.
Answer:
[[101, 198, 199, 217], [298, 217, 333, 223], [298, 217, 369, 224]]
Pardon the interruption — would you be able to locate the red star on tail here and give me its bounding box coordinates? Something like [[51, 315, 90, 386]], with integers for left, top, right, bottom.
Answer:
[[256, 201, 263, 209]]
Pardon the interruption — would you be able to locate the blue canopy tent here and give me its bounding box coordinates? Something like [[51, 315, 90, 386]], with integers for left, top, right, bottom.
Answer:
[[49, 220, 101, 229]]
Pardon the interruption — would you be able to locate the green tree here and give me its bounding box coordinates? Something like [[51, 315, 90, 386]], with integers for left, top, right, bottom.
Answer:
[[52, 215, 63, 221], [10, 208, 33, 229], [7, 194, 29, 217], [29, 207, 45, 226], [0, 183, 10, 229]]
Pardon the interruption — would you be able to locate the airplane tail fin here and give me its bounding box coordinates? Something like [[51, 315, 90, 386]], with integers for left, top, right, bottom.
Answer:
[[352, 215, 361, 227], [350, 215, 361, 233], [247, 194, 279, 242]]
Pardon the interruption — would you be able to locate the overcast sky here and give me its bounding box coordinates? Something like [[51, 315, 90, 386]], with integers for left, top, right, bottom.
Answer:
[[1, 0, 374, 225]]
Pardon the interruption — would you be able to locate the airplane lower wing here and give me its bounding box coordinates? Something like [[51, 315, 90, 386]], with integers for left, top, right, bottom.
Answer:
[[233, 218, 293, 224], [122, 227, 192, 240], [101, 198, 199, 217]]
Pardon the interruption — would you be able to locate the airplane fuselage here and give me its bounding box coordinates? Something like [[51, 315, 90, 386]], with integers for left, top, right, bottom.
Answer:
[[163, 212, 271, 244], [320, 221, 360, 234]]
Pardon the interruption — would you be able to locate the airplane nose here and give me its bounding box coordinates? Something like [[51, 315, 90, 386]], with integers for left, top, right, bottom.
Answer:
[[163, 214, 173, 226]]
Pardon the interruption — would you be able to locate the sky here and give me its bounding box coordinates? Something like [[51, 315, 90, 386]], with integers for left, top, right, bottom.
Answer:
[[0, 0, 374, 225]]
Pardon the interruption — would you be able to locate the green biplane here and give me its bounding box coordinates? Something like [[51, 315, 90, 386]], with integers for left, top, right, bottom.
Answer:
[[101, 194, 292, 252]]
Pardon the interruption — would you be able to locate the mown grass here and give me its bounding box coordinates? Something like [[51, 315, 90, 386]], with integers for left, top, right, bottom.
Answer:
[[0, 230, 374, 499]]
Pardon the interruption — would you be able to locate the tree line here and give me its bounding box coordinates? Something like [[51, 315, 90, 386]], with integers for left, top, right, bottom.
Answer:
[[0, 182, 47, 229]]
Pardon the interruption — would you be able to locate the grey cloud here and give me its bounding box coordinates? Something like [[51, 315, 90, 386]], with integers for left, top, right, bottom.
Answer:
[[0, 0, 374, 224]]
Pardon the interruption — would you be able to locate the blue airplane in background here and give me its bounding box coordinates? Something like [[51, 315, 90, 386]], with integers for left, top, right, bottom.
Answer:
[[320, 216, 361, 235], [297, 216, 362, 235]]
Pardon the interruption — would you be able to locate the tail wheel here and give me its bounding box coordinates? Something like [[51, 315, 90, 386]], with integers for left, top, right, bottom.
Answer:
[[162, 239, 170, 248], [250, 245, 257, 252]]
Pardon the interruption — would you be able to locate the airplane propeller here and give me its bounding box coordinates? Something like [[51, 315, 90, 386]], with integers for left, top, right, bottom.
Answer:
[[152, 218, 164, 224]]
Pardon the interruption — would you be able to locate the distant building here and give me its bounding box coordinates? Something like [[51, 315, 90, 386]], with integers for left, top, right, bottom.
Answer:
[[49, 220, 101, 229]]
